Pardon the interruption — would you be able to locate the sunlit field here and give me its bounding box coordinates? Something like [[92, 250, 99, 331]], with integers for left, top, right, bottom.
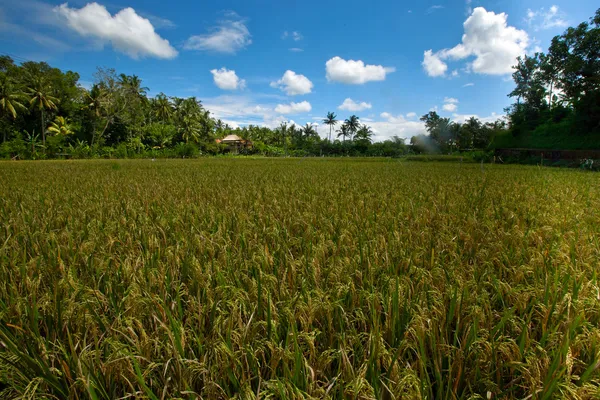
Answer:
[[1, 159, 599, 399]]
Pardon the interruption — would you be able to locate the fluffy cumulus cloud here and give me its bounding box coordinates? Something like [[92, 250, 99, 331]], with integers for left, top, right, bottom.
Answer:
[[365, 112, 426, 141], [422, 50, 448, 77], [423, 7, 529, 76], [526, 5, 568, 30], [326, 57, 395, 84], [184, 15, 251, 54], [270, 70, 313, 95], [338, 98, 372, 112], [442, 97, 459, 112], [275, 101, 312, 115], [210, 68, 246, 90], [54, 3, 177, 59]]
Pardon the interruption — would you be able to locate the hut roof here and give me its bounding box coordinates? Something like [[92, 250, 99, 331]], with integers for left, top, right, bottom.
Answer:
[[222, 134, 243, 143]]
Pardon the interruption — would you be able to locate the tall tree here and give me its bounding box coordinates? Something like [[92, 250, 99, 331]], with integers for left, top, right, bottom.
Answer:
[[85, 84, 105, 146], [27, 75, 58, 147], [509, 55, 546, 110], [545, 9, 600, 132], [323, 112, 338, 142], [344, 115, 360, 141], [420, 111, 453, 149], [337, 123, 349, 143], [92, 68, 130, 145], [175, 97, 202, 143], [0, 75, 26, 142], [154, 93, 173, 123], [276, 122, 288, 155], [119, 74, 148, 98], [354, 124, 373, 143]]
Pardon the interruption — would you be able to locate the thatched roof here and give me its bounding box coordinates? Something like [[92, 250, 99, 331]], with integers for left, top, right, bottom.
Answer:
[[222, 134, 243, 143]]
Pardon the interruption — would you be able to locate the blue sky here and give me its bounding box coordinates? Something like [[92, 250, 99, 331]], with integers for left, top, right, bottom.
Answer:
[[0, 0, 598, 140]]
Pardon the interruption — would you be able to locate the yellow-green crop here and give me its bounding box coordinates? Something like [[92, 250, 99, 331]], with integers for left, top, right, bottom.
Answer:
[[1, 159, 599, 399]]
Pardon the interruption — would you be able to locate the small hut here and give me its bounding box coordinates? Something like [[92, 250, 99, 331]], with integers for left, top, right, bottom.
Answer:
[[216, 135, 253, 153]]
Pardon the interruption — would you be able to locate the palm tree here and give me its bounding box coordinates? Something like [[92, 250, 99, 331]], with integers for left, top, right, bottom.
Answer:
[[176, 97, 203, 143], [302, 123, 317, 139], [337, 123, 349, 143], [85, 84, 105, 146], [48, 116, 74, 136], [0, 75, 26, 142], [344, 115, 360, 141], [154, 93, 173, 123], [354, 124, 373, 143], [323, 112, 338, 142], [119, 74, 148, 98], [27, 76, 58, 147]]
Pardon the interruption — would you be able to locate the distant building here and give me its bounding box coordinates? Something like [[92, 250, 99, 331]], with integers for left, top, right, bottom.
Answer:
[[216, 134, 253, 153]]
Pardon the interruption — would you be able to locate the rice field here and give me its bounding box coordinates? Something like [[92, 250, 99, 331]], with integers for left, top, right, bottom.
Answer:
[[1, 158, 599, 399]]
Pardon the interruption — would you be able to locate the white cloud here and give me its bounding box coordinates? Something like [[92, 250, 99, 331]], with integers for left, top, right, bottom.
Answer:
[[366, 113, 426, 141], [282, 31, 302, 41], [275, 101, 312, 114], [326, 56, 395, 84], [442, 97, 459, 112], [202, 94, 282, 129], [427, 5, 444, 14], [451, 70, 459, 77], [210, 68, 246, 90], [184, 16, 251, 54], [289, 48, 303, 52], [422, 50, 448, 77], [54, 3, 177, 59], [198, 93, 320, 130], [270, 70, 313, 95], [141, 13, 176, 29], [463, 83, 475, 87], [526, 5, 568, 30], [443, 103, 458, 112], [452, 112, 506, 124], [423, 7, 529, 76], [338, 98, 372, 112], [406, 112, 417, 118]]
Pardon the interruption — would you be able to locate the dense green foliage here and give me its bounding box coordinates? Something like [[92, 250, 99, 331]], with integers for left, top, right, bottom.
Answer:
[[1, 9, 598, 159], [500, 9, 600, 149], [0, 58, 412, 159], [1, 159, 599, 398], [410, 112, 506, 153]]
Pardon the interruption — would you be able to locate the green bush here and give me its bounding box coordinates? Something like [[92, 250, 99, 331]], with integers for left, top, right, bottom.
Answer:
[[0, 135, 27, 159], [174, 142, 199, 158]]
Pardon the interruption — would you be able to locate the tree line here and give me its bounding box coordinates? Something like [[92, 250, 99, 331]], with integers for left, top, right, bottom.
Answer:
[[0, 54, 500, 160], [1, 9, 596, 159], [0, 57, 409, 159], [503, 9, 600, 145]]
